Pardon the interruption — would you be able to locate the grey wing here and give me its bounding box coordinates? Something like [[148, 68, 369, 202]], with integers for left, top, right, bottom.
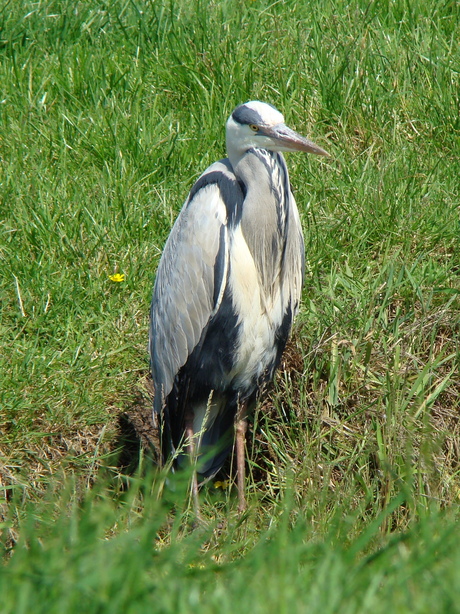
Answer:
[[286, 192, 305, 317], [150, 181, 229, 414]]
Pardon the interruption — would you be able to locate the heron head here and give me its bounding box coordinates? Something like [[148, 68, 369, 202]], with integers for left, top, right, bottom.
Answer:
[[226, 101, 328, 167]]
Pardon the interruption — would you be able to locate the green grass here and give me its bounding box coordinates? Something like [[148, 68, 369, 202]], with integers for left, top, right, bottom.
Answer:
[[1, 0, 460, 610], [3, 475, 460, 613]]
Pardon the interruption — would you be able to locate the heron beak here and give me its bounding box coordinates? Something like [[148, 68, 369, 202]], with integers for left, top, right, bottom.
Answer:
[[264, 124, 329, 157]]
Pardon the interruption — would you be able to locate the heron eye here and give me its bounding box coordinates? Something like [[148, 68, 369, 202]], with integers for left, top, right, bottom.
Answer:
[[249, 124, 259, 132]]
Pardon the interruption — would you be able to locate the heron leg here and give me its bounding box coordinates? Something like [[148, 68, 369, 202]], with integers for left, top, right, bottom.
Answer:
[[184, 410, 200, 518], [235, 401, 248, 513]]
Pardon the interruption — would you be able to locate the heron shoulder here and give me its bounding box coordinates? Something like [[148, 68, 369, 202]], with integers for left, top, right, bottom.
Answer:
[[187, 159, 245, 226]]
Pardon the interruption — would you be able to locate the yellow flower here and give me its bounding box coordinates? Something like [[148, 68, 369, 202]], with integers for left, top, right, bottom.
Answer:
[[109, 273, 125, 282], [214, 480, 230, 490]]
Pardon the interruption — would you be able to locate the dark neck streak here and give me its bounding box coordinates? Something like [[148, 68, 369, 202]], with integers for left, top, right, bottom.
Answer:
[[234, 148, 290, 300]]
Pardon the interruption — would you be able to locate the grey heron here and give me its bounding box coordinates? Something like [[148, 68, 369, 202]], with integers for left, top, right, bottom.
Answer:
[[150, 101, 328, 511]]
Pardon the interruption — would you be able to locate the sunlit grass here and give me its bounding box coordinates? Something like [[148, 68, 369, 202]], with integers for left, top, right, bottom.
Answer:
[[2, 473, 460, 613], [1, 0, 459, 610]]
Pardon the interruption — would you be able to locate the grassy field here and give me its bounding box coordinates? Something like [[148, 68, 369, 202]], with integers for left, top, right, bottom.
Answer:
[[1, 0, 459, 610]]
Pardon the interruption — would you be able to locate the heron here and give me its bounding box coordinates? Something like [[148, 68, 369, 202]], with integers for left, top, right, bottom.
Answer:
[[150, 101, 328, 512]]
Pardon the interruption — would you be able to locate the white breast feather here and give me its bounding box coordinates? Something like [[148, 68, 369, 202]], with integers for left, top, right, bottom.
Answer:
[[228, 225, 284, 390]]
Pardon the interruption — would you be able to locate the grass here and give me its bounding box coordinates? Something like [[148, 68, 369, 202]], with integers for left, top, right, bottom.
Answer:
[[1, 0, 459, 610], [3, 475, 460, 613]]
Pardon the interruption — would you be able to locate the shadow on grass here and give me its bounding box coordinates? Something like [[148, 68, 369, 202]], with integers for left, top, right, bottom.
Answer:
[[109, 374, 161, 478]]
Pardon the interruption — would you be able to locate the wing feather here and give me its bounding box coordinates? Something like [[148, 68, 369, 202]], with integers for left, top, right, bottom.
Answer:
[[150, 169, 231, 412], [286, 192, 305, 317]]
